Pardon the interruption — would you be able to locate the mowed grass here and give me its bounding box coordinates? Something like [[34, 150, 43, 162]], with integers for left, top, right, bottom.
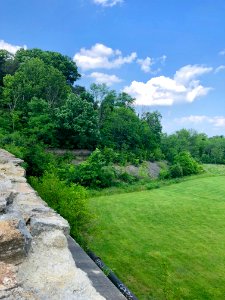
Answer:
[[89, 176, 225, 300], [203, 164, 225, 175]]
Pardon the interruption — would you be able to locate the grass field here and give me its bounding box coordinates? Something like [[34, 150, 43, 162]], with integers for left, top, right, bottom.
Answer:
[[89, 175, 225, 300]]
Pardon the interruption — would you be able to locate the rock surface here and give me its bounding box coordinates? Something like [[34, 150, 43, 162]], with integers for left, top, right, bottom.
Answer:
[[0, 149, 107, 300], [0, 215, 29, 263]]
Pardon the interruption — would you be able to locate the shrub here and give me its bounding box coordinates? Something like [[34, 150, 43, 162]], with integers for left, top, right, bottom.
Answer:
[[29, 172, 92, 247], [159, 169, 170, 179], [99, 165, 116, 187], [0, 131, 27, 159], [0, 132, 57, 176], [2, 144, 26, 160], [118, 172, 137, 183], [23, 143, 56, 176], [101, 147, 119, 164], [146, 181, 161, 190], [73, 149, 116, 188], [174, 151, 202, 176], [169, 163, 183, 178]]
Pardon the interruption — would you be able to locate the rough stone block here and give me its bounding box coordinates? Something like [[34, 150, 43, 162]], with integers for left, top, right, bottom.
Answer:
[[17, 230, 105, 300], [8, 193, 51, 219], [30, 214, 70, 236], [0, 215, 32, 263]]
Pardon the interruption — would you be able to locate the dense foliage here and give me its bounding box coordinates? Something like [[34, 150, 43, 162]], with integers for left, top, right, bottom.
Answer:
[[1, 47, 224, 172], [162, 129, 225, 164], [0, 48, 163, 158], [30, 172, 92, 246]]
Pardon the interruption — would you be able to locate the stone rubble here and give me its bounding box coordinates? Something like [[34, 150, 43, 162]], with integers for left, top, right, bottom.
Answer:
[[0, 149, 105, 300]]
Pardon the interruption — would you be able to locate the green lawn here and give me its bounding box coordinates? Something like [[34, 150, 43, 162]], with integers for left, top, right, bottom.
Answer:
[[89, 176, 225, 300]]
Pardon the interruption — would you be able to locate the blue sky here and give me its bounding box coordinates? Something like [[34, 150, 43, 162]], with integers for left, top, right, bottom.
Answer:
[[1, 0, 225, 136]]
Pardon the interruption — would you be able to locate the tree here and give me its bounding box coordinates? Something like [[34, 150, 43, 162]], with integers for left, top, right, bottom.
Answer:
[[162, 129, 207, 162], [142, 111, 162, 145], [55, 93, 99, 149], [100, 106, 142, 151], [201, 136, 225, 164], [72, 85, 96, 107], [115, 92, 135, 109], [25, 97, 57, 146], [2, 58, 70, 116], [15, 48, 80, 85], [0, 50, 18, 87], [99, 90, 117, 127], [89, 83, 109, 106]]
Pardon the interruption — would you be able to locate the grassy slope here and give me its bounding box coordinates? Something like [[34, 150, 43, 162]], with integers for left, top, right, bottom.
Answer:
[[89, 175, 225, 300]]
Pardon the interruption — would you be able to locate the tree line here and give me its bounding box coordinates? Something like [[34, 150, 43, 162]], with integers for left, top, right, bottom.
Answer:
[[0, 47, 225, 174]]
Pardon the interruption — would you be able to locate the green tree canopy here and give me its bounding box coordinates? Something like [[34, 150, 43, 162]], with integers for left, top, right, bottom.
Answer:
[[100, 106, 143, 151], [142, 111, 162, 146], [55, 93, 99, 149], [0, 50, 18, 87], [15, 48, 80, 85], [2, 58, 70, 111]]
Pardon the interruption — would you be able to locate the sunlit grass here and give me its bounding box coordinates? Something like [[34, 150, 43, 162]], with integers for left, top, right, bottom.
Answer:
[[90, 175, 225, 300], [203, 164, 225, 175]]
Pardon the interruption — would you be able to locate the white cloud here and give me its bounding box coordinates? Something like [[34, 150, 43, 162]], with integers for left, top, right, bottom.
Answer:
[[174, 65, 212, 84], [93, 0, 123, 7], [0, 40, 27, 54], [176, 115, 225, 128], [74, 43, 137, 71], [137, 57, 153, 73], [219, 49, 225, 56], [215, 65, 225, 73], [137, 55, 167, 73], [124, 65, 213, 106], [88, 72, 122, 86]]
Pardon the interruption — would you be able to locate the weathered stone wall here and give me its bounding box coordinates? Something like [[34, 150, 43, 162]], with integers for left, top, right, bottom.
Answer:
[[0, 149, 106, 300]]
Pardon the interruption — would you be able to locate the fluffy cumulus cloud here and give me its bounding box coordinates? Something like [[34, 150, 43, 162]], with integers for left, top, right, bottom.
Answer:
[[93, 0, 123, 7], [0, 40, 27, 54], [88, 72, 122, 86], [176, 115, 225, 128], [73, 43, 137, 71], [124, 65, 213, 106]]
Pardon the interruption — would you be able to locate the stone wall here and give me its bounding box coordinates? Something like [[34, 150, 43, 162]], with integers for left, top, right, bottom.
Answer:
[[0, 149, 108, 300]]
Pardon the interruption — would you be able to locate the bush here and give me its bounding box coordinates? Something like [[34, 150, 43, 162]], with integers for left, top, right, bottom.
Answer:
[[29, 172, 92, 247], [118, 172, 137, 184], [159, 169, 170, 179], [2, 144, 26, 160], [169, 163, 183, 178], [146, 181, 161, 190], [99, 165, 116, 187], [174, 151, 202, 176], [0, 132, 57, 176], [0, 131, 27, 159], [101, 147, 119, 164], [73, 149, 116, 188], [24, 143, 56, 176]]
